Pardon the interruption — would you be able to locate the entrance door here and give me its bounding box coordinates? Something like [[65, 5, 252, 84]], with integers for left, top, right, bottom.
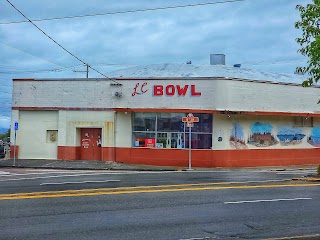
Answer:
[[80, 128, 102, 160]]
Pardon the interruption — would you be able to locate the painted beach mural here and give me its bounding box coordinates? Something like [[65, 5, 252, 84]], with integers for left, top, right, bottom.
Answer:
[[247, 122, 278, 147], [229, 123, 248, 149], [307, 126, 320, 147], [277, 127, 305, 146]]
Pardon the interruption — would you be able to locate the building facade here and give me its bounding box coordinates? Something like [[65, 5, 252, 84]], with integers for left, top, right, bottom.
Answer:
[[10, 65, 320, 167]]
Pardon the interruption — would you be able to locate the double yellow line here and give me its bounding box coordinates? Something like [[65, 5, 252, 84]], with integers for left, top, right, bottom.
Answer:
[[1, 182, 320, 200]]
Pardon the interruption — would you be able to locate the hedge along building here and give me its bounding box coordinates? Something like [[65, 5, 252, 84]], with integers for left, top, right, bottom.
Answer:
[[10, 60, 320, 167]]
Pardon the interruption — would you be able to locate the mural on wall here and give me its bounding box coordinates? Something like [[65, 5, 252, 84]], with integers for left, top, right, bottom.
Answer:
[[247, 122, 278, 147], [277, 127, 305, 146], [307, 126, 320, 147], [229, 123, 248, 149]]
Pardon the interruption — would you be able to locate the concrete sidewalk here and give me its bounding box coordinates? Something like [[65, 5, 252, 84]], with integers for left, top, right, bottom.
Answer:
[[0, 158, 180, 171], [0, 158, 318, 172]]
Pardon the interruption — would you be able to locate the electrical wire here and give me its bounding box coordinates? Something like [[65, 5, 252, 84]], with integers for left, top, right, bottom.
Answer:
[[5, 0, 120, 83], [0, 42, 68, 70], [0, 64, 86, 74], [0, 42, 85, 77], [0, 0, 246, 25], [242, 59, 306, 66]]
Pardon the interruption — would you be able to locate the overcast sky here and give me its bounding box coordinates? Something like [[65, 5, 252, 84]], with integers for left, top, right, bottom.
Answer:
[[0, 0, 311, 129]]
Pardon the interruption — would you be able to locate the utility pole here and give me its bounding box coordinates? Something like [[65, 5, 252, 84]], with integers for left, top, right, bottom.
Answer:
[[73, 64, 89, 78], [86, 64, 89, 78]]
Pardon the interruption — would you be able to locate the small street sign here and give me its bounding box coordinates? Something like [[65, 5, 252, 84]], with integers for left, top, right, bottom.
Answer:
[[14, 122, 18, 131], [182, 113, 199, 127]]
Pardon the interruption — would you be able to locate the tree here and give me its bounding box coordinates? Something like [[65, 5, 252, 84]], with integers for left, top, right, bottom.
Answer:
[[0, 129, 10, 141], [295, 0, 320, 88]]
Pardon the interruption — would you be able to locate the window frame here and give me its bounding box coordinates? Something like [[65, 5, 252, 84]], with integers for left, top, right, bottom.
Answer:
[[131, 112, 213, 149]]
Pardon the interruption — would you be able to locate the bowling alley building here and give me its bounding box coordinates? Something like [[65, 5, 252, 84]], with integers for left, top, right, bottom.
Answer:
[[10, 56, 320, 167]]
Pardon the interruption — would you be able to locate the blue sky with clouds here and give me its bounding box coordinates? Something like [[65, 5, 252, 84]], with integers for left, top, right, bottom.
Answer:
[[0, 0, 311, 129]]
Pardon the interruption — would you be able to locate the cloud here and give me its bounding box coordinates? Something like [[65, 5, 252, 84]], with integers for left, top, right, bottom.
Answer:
[[0, 0, 312, 119], [0, 116, 10, 129]]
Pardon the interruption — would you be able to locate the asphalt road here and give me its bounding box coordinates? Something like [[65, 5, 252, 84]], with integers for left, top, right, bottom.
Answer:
[[0, 169, 319, 240], [0, 168, 316, 194]]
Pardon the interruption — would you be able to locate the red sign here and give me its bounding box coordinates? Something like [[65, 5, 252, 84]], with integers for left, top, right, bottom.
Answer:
[[182, 113, 199, 127], [131, 82, 201, 97], [144, 138, 156, 147], [132, 82, 149, 96], [154, 85, 201, 96]]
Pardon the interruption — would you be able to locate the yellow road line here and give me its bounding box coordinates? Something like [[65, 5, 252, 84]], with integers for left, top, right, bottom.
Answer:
[[0, 183, 319, 201], [0, 180, 276, 197]]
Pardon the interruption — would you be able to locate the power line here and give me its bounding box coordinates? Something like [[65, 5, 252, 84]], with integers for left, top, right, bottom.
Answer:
[[0, 64, 85, 74], [5, 0, 119, 83], [0, 42, 85, 77], [0, 0, 245, 25], [242, 59, 306, 66], [0, 42, 69, 69]]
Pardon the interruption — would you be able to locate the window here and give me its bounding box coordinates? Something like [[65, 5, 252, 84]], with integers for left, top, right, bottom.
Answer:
[[132, 112, 213, 149], [132, 112, 156, 131]]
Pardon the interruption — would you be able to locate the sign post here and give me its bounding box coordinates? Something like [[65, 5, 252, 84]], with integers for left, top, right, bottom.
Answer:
[[13, 122, 18, 167], [182, 113, 199, 170]]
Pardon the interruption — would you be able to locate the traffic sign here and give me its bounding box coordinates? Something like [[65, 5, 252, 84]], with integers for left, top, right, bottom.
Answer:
[[14, 122, 18, 131], [182, 113, 199, 127]]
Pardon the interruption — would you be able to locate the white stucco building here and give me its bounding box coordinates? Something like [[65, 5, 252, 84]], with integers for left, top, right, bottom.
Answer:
[[10, 62, 320, 167]]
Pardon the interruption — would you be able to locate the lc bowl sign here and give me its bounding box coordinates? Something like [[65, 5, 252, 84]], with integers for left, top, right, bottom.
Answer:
[[132, 82, 202, 97]]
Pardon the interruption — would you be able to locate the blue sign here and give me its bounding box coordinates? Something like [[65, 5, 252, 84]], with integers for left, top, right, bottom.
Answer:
[[14, 122, 18, 130]]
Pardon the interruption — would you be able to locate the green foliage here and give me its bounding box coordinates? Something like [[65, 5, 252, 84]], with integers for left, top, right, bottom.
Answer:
[[295, 0, 320, 88], [0, 129, 10, 140]]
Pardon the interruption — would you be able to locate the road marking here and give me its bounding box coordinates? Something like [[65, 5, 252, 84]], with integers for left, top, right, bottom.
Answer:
[[180, 237, 211, 240], [0, 172, 130, 182], [276, 170, 316, 175], [263, 233, 320, 240], [0, 171, 169, 182], [224, 197, 312, 204], [0, 182, 319, 201], [5, 170, 105, 175], [40, 180, 120, 185]]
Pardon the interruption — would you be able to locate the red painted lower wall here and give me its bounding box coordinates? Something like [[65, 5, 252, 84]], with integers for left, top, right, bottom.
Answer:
[[57, 146, 320, 167], [57, 146, 81, 160], [10, 146, 19, 158], [114, 148, 320, 168], [57, 146, 115, 161], [102, 147, 115, 161]]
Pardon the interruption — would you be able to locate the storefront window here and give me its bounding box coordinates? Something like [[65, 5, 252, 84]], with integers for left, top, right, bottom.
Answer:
[[132, 132, 156, 147], [132, 113, 156, 131], [157, 113, 185, 132], [185, 133, 212, 149], [132, 112, 213, 149]]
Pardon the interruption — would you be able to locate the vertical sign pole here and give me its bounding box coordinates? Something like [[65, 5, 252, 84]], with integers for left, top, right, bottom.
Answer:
[[188, 126, 192, 170], [13, 122, 18, 167], [13, 129, 16, 167], [183, 122, 186, 148], [182, 113, 198, 171]]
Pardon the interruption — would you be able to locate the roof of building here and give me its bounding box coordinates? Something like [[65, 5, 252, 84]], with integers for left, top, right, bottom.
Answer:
[[106, 63, 306, 84]]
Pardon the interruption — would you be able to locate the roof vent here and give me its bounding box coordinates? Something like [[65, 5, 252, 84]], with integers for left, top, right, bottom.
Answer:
[[210, 54, 225, 65], [233, 64, 241, 68]]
